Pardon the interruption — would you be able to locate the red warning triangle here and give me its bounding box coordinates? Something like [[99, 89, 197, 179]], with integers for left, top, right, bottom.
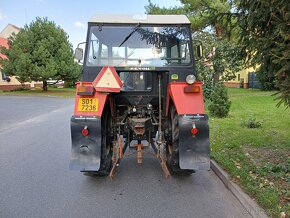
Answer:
[[92, 66, 123, 92]]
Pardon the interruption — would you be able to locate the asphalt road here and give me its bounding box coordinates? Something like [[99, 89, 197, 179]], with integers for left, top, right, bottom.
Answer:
[[0, 96, 251, 218]]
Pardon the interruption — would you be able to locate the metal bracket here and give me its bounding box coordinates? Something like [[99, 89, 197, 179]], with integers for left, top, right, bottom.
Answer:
[[152, 140, 170, 178], [109, 135, 124, 179], [136, 144, 143, 164], [157, 149, 170, 178]]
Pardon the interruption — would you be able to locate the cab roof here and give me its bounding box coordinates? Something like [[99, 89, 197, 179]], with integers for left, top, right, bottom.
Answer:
[[89, 14, 190, 25]]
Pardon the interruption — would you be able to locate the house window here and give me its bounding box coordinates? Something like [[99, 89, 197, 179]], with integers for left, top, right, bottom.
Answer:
[[237, 74, 241, 81]]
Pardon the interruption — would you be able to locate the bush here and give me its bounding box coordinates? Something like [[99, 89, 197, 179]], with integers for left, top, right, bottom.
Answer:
[[202, 79, 214, 101], [256, 65, 276, 91], [64, 81, 76, 88], [241, 118, 262, 128], [10, 86, 30, 92], [208, 83, 231, 118]]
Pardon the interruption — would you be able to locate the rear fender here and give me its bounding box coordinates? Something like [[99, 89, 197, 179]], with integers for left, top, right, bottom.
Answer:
[[165, 82, 210, 170], [69, 116, 102, 171], [166, 82, 205, 116], [178, 114, 210, 170]]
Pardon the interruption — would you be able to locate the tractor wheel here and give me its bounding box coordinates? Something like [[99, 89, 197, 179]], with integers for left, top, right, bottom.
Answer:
[[98, 106, 113, 175], [84, 105, 113, 176], [166, 104, 194, 176]]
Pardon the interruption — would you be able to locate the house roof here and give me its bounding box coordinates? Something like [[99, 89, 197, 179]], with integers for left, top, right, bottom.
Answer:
[[0, 37, 9, 59], [0, 24, 21, 39], [0, 37, 9, 48], [7, 24, 21, 31], [89, 14, 191, 25]]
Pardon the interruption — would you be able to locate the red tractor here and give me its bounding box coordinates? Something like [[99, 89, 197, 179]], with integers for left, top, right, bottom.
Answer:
[[70, 14, 210, 177]]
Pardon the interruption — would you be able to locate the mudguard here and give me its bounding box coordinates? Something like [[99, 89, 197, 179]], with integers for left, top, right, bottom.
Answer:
[[178, 114, 210, 170], [69, 116, 102, 171]]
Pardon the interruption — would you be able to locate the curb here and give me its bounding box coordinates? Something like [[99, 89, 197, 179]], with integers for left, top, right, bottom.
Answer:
[[210, 160, 268, 218]]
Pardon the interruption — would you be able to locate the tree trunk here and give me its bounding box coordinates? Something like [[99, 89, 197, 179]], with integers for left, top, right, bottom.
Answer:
[[43, 81, 48, 91], [215, 25, 223, 38], [213, 67, 220, 84], [213, 47, 220, 84]]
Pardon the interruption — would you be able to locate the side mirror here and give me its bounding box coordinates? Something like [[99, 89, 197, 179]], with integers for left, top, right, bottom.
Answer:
[[196, 45, 203, 59], [74, 48, 83, 61]]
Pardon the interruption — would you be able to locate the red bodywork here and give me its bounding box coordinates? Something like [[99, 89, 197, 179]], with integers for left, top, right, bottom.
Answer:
[[73, 82, 108, 117], [166, 82, 205, 115], [73, 66, 123, 117], [74, 67, 205, 118]]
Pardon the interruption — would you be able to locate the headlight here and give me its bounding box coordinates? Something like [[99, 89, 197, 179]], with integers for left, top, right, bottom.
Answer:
[[186, 74, 196, 84]]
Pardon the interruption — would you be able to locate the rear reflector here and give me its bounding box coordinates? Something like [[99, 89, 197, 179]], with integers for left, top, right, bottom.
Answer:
[[93, 66, 123, 93], [82, 126, 89, 136], [184, 85, 200, 93], [191, 127, 198, 135]]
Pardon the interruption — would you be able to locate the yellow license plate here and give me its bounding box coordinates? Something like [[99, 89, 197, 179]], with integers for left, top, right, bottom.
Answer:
[[78, 98, 98, 112]]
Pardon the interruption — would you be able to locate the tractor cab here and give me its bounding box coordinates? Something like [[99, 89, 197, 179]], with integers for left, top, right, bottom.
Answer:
[[70, 15, 210, 178]]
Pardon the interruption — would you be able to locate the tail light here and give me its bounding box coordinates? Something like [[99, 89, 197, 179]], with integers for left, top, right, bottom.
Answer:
[[184, 85, 200, 93], [77, 82, 94, 96]]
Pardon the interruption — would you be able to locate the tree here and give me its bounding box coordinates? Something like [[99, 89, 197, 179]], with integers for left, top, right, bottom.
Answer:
[[145, 0, 235, 35], [145, 0, 185, 15], [0, 17, 80, 91], [146, 0, 289, 107], [193, 32, 244, 84], [235, 0, 290, 107], [145, 0, 244, 83], [208, 82, 231, 118], [145, 0, 244, 85]]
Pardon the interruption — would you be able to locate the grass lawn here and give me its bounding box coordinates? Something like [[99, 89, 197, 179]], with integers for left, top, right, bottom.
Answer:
[[209, 88, 290, 218], [0, 87, 76, 98]]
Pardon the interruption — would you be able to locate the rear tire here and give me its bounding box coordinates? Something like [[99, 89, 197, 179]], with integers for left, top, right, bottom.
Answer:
[[166, 104, 194, 176], [84, 104, 113, 176]]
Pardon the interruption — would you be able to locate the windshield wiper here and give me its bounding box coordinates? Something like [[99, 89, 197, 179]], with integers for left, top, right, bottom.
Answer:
[[119, 24, 140, 47]]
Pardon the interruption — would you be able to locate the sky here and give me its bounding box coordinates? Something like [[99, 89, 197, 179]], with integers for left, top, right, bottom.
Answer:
[[0, 0, 181, 49]]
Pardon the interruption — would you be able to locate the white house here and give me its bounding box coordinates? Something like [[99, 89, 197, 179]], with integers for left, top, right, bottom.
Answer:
[[0, 24, 42, 91]]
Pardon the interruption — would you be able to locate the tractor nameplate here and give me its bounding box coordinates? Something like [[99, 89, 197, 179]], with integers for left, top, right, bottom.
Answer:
[[77, 98, 99, 112]]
